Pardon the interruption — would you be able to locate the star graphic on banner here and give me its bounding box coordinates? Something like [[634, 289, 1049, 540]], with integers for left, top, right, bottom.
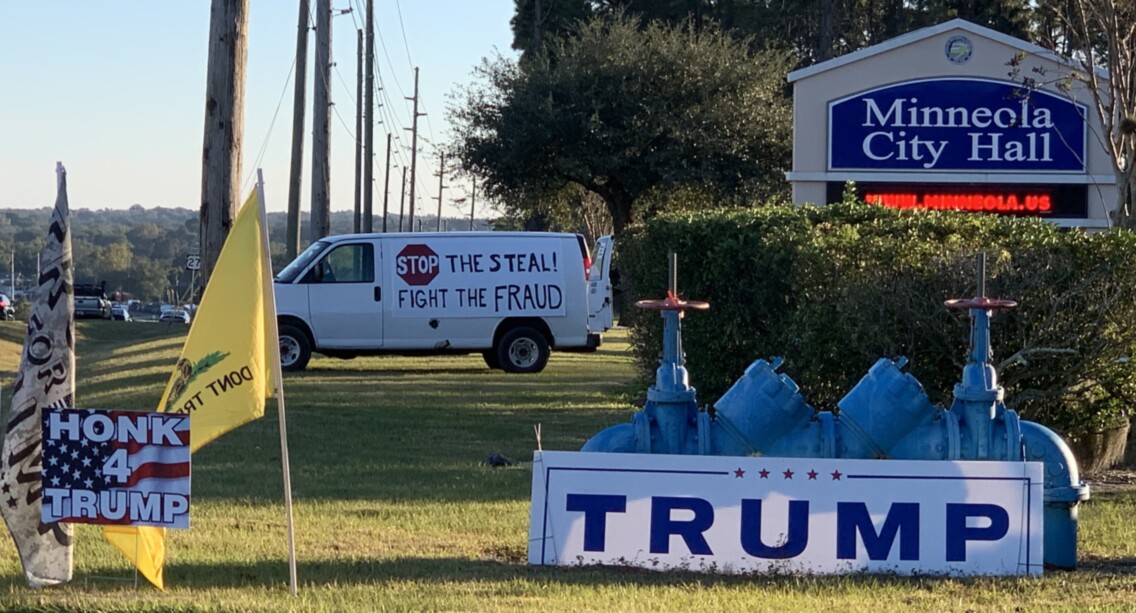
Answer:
[[51, 476, 60, 486], [47, 455, 58, 466], [783, 469, 794, 479], [5, 497, 16, 509], [60, 444, 68, 455], [70, 449, 78, 459], [758, 469, 770, 479], [734, 468, 745, 478], [831, 470, 843, 480], [808, 470, 818, 480], [80, 438, 88, 448], [1, 483, 8, 495], [81, 457, 91, 467], [83, 478, 93, 488]]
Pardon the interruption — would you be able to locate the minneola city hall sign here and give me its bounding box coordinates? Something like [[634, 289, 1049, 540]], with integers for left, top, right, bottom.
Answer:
[[787, 19, 1116, 228]]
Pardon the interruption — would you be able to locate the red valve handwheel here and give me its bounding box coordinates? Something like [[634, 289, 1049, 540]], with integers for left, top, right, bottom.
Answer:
[[944, 297, 1018, 311], [635, 291, 710, 312]]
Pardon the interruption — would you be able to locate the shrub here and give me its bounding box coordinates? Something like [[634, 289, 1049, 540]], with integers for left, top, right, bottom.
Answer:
[[620, 202, 1136, 441]]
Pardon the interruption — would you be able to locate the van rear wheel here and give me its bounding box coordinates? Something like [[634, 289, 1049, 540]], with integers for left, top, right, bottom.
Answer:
[[496, 326, 550, 374], [279, 324, 312, 372]]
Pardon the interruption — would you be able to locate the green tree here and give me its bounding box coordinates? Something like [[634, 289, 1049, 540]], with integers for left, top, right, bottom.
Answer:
[[1017, 0, 1136, 227], [909, 0, 1033, 38], [119, 256, 172, 301], [510, 0, 592, 58], [450, 14, 794, 235], [560, 1, 1036, 65]]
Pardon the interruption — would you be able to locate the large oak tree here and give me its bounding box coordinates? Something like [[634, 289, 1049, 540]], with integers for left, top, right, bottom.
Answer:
[[510, 1, 1035, 66], [449, 14, 793, 235]]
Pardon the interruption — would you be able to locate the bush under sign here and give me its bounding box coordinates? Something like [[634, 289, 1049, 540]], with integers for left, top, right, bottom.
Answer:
[[529, 451, 1043, 576], [40, 408, 191, 529]]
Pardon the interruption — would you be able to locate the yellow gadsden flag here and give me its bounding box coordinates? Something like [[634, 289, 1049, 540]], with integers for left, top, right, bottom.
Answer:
[[102, 185, 279, 589]]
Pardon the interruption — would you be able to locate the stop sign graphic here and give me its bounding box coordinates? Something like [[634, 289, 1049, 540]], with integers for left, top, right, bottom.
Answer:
[[396, 244, 440, 286]]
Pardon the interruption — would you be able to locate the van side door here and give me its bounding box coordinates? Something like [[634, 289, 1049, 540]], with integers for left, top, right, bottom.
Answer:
[[304, 241, 384, 348], [588, 235, 615, 331]]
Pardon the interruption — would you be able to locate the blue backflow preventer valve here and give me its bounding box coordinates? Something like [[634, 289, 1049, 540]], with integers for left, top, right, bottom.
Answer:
[[582, 252, 1090, 568]]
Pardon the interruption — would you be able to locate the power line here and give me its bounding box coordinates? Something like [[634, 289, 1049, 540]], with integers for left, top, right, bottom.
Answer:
[[392, 0, 415, 73], [389, 0, 436, 148], [374, 24, 409, 103], [242, 58, 297, 194]]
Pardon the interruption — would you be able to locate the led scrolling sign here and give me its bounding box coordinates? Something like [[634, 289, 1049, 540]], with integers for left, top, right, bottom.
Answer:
[[825, 183, 1089, 219]]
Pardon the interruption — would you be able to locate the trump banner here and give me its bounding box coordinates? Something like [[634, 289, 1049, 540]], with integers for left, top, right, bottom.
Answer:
[[530, 451, 1044, 576], [41, 409, 190, 529]]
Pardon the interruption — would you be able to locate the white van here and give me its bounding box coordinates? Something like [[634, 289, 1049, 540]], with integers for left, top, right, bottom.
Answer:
[[274, 232, 614, 373]]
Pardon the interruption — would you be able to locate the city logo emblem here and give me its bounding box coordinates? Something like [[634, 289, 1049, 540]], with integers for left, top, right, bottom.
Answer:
[[945, 35, 973, 64]]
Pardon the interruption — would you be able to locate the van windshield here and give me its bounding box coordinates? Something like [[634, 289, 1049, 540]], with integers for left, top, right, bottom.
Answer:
[[275, 241, 330, 283]]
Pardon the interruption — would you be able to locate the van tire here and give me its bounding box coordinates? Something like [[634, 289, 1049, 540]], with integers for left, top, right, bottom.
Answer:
[[496, 327, 549, 374], [482, 350, 501, 370], [279, 324, 312, 372]]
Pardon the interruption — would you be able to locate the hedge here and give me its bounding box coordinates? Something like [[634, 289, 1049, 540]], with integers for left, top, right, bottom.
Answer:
[[618, 202, 1136, 440]]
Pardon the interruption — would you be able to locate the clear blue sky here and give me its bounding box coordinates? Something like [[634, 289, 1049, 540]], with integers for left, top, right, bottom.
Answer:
[[0, 0, 517, 221]]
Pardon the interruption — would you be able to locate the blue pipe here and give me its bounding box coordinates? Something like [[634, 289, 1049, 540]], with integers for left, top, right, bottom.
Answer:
[[582, 283, 1090, 568], [1021, 420, 1091, 569]]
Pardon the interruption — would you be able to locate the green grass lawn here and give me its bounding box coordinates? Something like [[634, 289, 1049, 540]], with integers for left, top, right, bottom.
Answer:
[[1, 321, 1135, 612]]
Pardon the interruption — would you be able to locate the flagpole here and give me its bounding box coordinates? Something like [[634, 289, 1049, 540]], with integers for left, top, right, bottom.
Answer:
[[256, 169, 298, 596]]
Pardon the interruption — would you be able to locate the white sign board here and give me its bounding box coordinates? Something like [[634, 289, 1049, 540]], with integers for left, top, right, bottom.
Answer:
[[40, 409, 191, 529], [530, 451, 1043, 576], [389, 237, 566, 318]]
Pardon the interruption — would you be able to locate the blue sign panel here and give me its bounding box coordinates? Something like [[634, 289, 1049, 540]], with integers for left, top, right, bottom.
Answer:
[[829, 78, 1086, 172]]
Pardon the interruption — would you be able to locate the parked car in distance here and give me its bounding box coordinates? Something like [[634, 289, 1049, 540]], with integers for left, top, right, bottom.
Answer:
[[0, 294, 13, 321], [111, 304, 131, 321], [159, 309, 191, 324], [74, 282, 112, 319]]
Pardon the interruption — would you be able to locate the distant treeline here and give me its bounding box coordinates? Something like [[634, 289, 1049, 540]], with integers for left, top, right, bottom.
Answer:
[[1, 206, 495, 301]]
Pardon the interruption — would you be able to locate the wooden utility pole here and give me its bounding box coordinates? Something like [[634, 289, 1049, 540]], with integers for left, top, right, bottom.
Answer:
[[405, 67, 421, 230], [353, 29, 363, 233], [381, 133, 392, 232], [363, 0, 376, 232], [532, 0, 543, 51], [433, 153, 446, 231], [818, 0, 836, 61], [310, 0, 332, 242], [398, 166, 407, 232], [469, 182, 476, 231], [200, 0, 249, 285], [285, 0, 310, 260]]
